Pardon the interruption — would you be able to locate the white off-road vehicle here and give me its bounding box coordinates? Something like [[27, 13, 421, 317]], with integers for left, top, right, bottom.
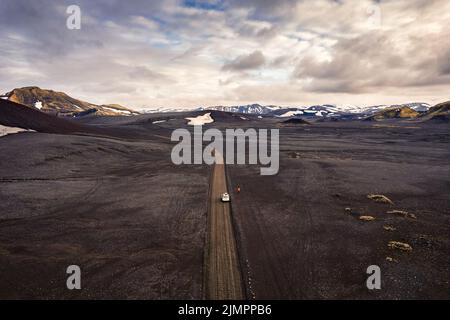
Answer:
[[221, 193, 230, 202]]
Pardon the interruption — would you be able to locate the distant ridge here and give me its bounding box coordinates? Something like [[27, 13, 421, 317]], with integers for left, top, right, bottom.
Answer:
[[0, 87, 139, 117], [421, 101, 450, 122], [364, 106, 419, 121], [144, 102, 432, 119], [0, 98, 94, 134], [0, 99, 147, 138], [281, 118, 311, 125]]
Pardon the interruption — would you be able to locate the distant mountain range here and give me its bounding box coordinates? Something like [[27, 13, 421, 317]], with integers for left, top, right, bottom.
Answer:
[[0, 87, 139, 117], [1, 86, 447, 122], [146, 101, 448, 123], [146, 102, 432, 119], [199, 103, 432, 118], [365, 102, 450, 122]]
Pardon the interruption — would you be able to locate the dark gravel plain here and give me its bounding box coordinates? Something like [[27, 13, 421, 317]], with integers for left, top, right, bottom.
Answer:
[[0, 107, 449, 299], [227, 120, 450, 299]]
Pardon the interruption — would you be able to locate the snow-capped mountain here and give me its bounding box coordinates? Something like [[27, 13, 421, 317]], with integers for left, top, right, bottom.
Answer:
[[198, 104, 281, 114], [202, 103, 432, 118], [141, 104, 281, 114], [141, 107, 190, 113], [142, 102, 432, 119], [201, 103, 384, 118]]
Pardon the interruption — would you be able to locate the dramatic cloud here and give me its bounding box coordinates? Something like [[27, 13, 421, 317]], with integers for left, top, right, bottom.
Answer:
[[222, 50, 266, 71], [0, 0, 449, 109], [293, 1, 450, 95]]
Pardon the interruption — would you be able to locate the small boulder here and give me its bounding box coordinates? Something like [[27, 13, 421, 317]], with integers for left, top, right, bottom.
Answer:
[[387, 210, 417, 219], [367, 194, 394, 205], [359, 215, 376, 221], [386, 256, 396, 262], [388, 241, 412, 252]]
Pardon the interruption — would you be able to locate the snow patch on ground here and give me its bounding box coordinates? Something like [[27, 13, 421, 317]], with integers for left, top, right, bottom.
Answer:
[[277, 110, 304, 118], [0, 125, 35, 137], [185, 113, 214, 125], [34, 101, 43, 110]]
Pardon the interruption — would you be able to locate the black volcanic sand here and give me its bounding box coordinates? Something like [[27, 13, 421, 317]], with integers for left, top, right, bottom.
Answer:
[[0, 129, 208, 299], [0, 113, 449, 299], [227, 121, 450, 299]]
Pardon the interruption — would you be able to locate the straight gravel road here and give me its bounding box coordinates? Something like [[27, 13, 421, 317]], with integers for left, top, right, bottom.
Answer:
[[205, 152, 244, 300]]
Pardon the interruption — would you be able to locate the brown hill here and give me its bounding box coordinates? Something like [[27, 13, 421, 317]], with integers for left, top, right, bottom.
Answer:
[[365, 106, 419, 121], [421, 101, 450, 122], [1, 87, 139, 117]]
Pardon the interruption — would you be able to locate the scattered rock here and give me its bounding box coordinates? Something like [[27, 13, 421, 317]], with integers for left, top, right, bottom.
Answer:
[[387, 210, 417, 219], [383, 225, 396, 232], [367, 194, 394, 205], [289, 152, 301, 159], [388, 241, 412, 252], [359, 215, 376, 221], [386, 256, 396, 262]]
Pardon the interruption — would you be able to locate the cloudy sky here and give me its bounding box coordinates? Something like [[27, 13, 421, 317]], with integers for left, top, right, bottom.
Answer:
[[0, 0, 449, 110]]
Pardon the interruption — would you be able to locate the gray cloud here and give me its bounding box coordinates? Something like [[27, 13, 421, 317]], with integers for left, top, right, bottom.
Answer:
[[437, 48, 450, 75], [128, 66, 171, 83], [237, 23, 278, 39], [0, 0, 450, 108], [229, 0, 299, 19], [294, 29, 450, 93], [222, 50, 266, 71]]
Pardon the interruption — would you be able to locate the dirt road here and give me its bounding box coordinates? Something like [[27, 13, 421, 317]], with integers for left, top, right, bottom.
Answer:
[[205, 153, 245, 300]]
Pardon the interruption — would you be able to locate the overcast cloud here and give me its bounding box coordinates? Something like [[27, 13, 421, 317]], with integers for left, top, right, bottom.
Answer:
[[0, 0, 449, 109]]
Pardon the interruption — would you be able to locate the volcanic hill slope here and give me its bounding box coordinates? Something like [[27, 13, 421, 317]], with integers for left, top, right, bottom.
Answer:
[[0, 98, 90, 134], [365, 106, 419, 121], [0, 99, 170, 140], [1, 87, 139, 117], [421, 101, 450, 122]]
